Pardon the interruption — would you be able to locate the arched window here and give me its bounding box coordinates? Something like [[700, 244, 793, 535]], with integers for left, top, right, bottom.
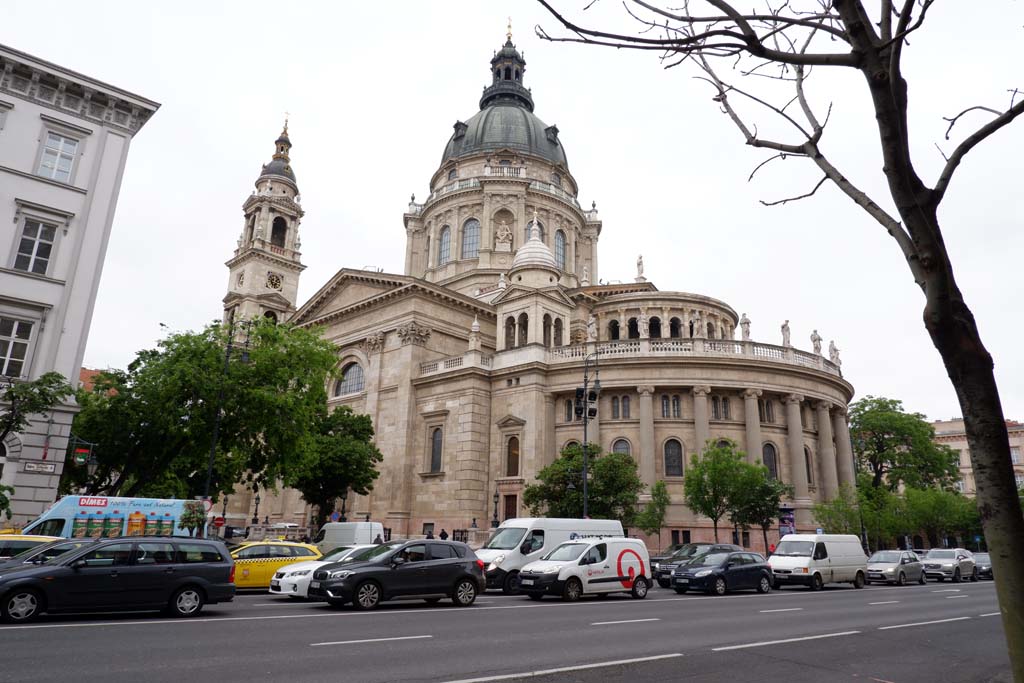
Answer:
[[717, 439, 731, 449], [621, 396, 631, 419], [517, 313, 529, 346], [628, 318, 640, 339], [722, 397, 731, 420], [524, 219, 545, 242], [504, 66, 511, 80], [334, 363, 365, 395], [608, 320, 620, 340], [554, 230, 566, 269], [448, 168, 458, 181], [706, 321, 716, 339], [551, 172, 561, 186], [264, 310, 278, 324], [661, 395, 670, 418], [461, 219, 480, 259], [271, 217, 287, 248], [669, 318, 682, 338], [689, 319, 695, 337], [612, 439, 631, 455], [505, 316, 516, 349], [564, 440, 580, 450], [438, 226, 451, 265], [763, 443, 779, 480], [712, 396, 721, 420], [672, 395, 681, 418], [611, 397, 620, 419], [430, 428, 443, 473], [649, 317, 662, 338], [664, 439, 684, 477], [565, 400, 573, 423], [507, 437, 520, 477], [804, 446, 814, 485], [553, 318, 564, 346], [543, 314, 553, 347], [515, 69, 521, 81]]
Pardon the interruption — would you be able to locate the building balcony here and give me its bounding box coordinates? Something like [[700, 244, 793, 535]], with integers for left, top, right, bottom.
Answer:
[[484, 166, 523, 178], [423, 178, 482, 208]]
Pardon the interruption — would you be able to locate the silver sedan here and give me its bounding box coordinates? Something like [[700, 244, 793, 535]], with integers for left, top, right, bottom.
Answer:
[[865, 550, 926, 585]]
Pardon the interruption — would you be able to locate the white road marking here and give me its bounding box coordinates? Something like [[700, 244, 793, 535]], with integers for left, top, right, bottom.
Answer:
[[254, 602, 293, 606], [591, 618, 661, 626], [759, 608, 803, 613], [441, 654, 684, 683], [310, 634, 432, 647], [869, 601, 900, 605], [931, 589, 961, 593], [980, 612, 1001, 617], [945, 595, 968, 600], [878, 616, 971, 631], [712, 631, 860, 651]]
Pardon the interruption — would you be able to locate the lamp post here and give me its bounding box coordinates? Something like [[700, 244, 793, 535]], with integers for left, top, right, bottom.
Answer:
[[574, 348, 601, 519], [252, 490, 261, 525], [221, 496, 228, 518], [203, 318, 254, 501], [491, 486, 500, 528], [340, 489, 349, 523]]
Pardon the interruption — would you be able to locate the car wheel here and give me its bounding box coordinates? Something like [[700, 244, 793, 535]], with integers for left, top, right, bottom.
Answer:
[[168, 586, 205, 618], [452, 579, 477, 607], [528, 593, 544, 601], [502, 571, 520, 595], [674, 587, 688, 594], [712, 577, 727, 596], [657, 579, 671, 589], [970, 568, 979, 582], [1, 588, 43, 624], [757, 575, 772, 594], [352, 581, 382, 610], [854, 572, 865, 589], [810, 573, 824, 591], [918, 572, 927, 585], [953, 568, 962, 583], [424, 597, 442, 605], [896, 572, 906, 586], [631, 577, 649, 599], [562, 577, 583, 602]]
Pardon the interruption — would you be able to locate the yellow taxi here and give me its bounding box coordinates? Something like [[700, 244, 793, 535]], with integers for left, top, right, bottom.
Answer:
[[230, 541, 321, 588], [0, 535, 62, 560]]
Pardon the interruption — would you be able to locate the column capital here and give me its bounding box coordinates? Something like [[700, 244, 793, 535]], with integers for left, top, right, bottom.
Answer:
[[832, 404, 848, 417], [692, 385, 711, 397], [743, 388, 762, 399], [636, 385, 655, 396], [784, 393, 804, 405], [814, 400, 833, 412]]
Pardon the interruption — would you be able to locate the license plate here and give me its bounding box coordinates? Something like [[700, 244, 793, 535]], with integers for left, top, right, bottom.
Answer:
[[676, 578, 689, 584], [520, 578, 534, 585], [310, 581, 320, 589], [271, 580, 280, 587]]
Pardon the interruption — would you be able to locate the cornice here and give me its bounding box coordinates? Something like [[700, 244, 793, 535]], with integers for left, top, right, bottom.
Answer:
[[225, 248, 306, 273]]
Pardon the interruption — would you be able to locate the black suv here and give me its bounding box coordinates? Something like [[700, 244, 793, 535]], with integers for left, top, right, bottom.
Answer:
[[308, 540, 485, 610], [653, 543, 743, 588], [0, 536, 235, 623]]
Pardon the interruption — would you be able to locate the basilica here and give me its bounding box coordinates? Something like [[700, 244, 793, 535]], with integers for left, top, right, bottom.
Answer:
[[221, 33, 856, 551]]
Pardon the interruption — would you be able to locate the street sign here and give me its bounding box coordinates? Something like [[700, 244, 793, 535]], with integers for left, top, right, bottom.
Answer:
[[194, 496, 213, 513], [73, 447, 90, 465], [816, 528, 823, 534], [974, 535, 982, 543], [330, 511, 340, 522], [213, 517, 226, 528]]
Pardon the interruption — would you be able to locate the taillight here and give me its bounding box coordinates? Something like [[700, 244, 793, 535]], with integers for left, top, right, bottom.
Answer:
[[476, 559, 485, 571], [229, 564, 236, 583]]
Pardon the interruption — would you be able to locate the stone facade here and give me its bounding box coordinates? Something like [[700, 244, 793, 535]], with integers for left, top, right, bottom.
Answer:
[[933, 418, 1024, 496]]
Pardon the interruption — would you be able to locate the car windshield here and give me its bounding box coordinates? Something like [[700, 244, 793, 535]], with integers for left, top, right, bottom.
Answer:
[[669, 545, 711, 561], [975, 553, 990, 563], [773, 541, 814, 557], [927, 550, 956, 559], [542, 543, 588, 562], [484, 527, 528, 550], [320, 546, 355, 561], [348, 541, 403, 562], [42, 541, 95, 565], [685, 552, 729, 567], [869, 551, 903, 563], [340, 546, 381, 563]]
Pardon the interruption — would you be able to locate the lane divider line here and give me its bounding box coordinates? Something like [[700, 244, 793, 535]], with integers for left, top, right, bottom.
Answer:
[[945, 595, 968, 600], [441, 653, 684, 683], [979, 612, 1001, 617], [877, 616, 971, 631], [759, 608, 803, 613], [712, 631, 861, 651], [931, 589, 961, 593], [311, 634, 432, 647], [868, 601, 900, 605], [591, 618, 661, 626]]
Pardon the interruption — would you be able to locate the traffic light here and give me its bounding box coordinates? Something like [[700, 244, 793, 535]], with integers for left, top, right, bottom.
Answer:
[[587, 389, 599, 419], [574, 387, 585, 418]]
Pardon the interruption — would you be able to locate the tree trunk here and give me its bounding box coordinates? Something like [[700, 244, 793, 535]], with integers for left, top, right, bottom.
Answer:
[[712, 519, 719, 543]]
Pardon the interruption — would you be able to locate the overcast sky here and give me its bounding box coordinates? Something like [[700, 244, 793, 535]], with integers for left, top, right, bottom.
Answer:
[[3, 1, 1021, 422]]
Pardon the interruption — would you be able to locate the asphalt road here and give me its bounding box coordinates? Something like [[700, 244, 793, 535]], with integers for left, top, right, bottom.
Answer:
[[0, 581, 1011, 683]]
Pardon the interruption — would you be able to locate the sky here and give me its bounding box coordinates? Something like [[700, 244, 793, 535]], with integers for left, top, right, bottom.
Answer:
[[2, 1, 1021, 422]]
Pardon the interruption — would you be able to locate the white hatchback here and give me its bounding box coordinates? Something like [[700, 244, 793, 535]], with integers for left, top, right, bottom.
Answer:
[[269, 544, 375, 598]]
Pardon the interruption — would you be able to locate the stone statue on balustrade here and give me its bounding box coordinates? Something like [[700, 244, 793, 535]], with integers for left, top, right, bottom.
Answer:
[[810, 329, 822, 355], [829, 340, 841, 366], [587, 314, 598, 341], [638, 311, 649, 338], [781, 320, 791, 347], [581, 264, 590, 285], [740, 313, 751, 341], [636, 254, 645, 282], [694, 312, 705, 338]]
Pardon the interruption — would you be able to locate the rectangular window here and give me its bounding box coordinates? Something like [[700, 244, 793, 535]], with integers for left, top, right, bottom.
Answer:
[[0, 317, 33, 377], [1011, 447, 1021, 465], [672, 395, 681, 418], [722, 397, 731, 420], [177, 543, 225, 563], [135, 542, 177, 565], [37, 131, 78, 182], [422, 523, 435, 537], [14, 219, 57, 275], [661, 395, 669, 419], [670, 530, 680, 546]]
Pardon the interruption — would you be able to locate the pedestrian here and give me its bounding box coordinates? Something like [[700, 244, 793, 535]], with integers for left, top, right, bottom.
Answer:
[[768, 543, 776, 556], [425, 529, 435, 539], [439, 528, 449, 541], [373, 534, 383, 545]]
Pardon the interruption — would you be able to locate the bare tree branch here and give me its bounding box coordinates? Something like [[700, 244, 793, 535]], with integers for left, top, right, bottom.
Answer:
[[934, 97, 1024, 202], [942, 105, 1003, 140], [760, 175, 827, 206]]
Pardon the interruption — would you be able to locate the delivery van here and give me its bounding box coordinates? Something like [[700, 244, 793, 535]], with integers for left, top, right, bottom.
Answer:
[[475, 517, 624, 593], [313, 521, 384, 552], [518, 537, 651, 601], [21, 495, 203, 539], [768, 533, 868, 590]]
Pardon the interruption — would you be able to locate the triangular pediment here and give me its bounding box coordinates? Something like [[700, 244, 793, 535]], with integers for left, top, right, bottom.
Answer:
[[491, 285, 575, 308], [496, 414, 527, 428], [292, 269, 410, 324]]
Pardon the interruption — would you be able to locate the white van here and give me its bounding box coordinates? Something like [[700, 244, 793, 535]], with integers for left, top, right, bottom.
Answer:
[[768, 533, 868, 590], [476, 518, 624, 593], [314, 522, 384, 552], [518, 537, 652, 601]]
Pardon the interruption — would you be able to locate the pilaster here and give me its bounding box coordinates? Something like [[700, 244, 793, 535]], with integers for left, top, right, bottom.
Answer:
[[693, 385, 711, 453], [743, 388, 762, 466], [637, 386, 655, 489]]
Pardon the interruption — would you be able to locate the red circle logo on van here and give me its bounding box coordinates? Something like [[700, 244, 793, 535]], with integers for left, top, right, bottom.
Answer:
[[616, 548, 645, 588]]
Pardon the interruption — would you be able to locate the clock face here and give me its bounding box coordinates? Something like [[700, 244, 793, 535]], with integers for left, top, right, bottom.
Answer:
[[266, 272, 283, 290]]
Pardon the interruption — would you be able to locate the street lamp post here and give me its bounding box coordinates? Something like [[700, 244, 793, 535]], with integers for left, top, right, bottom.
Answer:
[[340, 489, 349, 523], [574, 348, 601, 519], [203, 319, 254, 501], [491, 486, 500, 528], [252, 490, 261, 525]]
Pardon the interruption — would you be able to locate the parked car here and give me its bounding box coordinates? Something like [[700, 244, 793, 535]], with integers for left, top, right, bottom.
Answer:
[[768, 534, 867, 590], [0, 538, 93, 571], [672, 551, 772, 595], [866, 550, 926, 585], [0, 535, 61, 561], [308, 540, 484, 610], [230, 541, 321, 588], [652, 543, 742, 588], [313, 522, 384, 553], [648, 543, 690, 572], [974, 553, 993, 579], [517, 537, 651, 601], [270, 544, 374, 599], [923, 548, 977, 582], [0, 537, 234, 623]]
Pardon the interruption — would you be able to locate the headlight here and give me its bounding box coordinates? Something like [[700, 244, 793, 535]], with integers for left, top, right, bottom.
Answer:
[[328, 569, 353, 579], [695, 569, 713, 577], [653, 562, 660, 570], [884, 568, 895, 573], [289, 570, 310, 577], [942, 563, 954, 568], [544, 566, 560, 574]]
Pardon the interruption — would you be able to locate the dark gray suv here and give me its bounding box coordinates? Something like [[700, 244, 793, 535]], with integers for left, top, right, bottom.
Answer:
[[0, 537, 235, 623]]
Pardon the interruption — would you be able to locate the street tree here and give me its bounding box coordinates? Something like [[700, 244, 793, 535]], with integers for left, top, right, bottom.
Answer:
[[850, 397, 959, 490], [0, 372, 73, 446], [290, 406, 384, 527], [636, 480, 671, 549], [537, 2, 1024, 672], [64, 319, 338, 498], [905, 486, 964, 548], [683, 440, 747, 542], [812, 484, 861, 536], [0, 484, 13, 522], [730, 463, 794, 552], [523, 443, 645, 525]]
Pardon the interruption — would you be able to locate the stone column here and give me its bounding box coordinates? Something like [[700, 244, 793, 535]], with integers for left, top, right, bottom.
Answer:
[[815, 401, 839, 501], [743, 389, 762, 466], [785, 394, 811, 526], [637, 386, 655, 489], [543, 393, 557, 468], [692, 385, 711, 454], [833, 406, 856, 489]]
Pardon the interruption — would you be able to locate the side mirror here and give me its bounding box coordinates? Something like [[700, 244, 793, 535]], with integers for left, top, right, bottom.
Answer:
[[392, 556, 406, 567], [70, 559, 87, 570]]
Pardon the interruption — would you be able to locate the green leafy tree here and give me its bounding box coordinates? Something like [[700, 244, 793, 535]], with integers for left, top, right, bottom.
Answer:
[[683, 440, 747, 542], [735, 471, 793, 554], [1, 372, 73, 446], [290, 406, 383, 527], [523, 443, 644, 525], [0, 484, 14, 522], [850, 397, 959, 490], [636, 480, 671, 549], [812, 484, 861, 536], [64, 319, 338, 498], [905, 487, 965, 548], [177, 500, 207, 537]]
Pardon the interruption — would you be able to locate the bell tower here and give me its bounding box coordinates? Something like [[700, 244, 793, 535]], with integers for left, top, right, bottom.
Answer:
[[223, 121, 306, 325]]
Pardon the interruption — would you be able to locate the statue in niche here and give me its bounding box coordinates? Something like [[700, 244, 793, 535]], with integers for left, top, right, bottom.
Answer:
[[495, 220, 512, 244], [587, 314, 598, 340], [810, 329, 822, 355], [581, 264, 590, 284], [781, 320, 791, 347], [740, 313, 751, 341], [694, 312, 705, 338]]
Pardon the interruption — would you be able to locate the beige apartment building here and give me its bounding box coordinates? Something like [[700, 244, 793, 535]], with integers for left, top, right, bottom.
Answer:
[[932, 418, 1024, 495]]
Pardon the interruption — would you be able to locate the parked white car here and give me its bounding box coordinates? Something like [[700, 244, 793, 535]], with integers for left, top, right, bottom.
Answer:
[[768, 534, 867, 590], [517, 537, 651, 601], [269, 544, 375, 598]]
